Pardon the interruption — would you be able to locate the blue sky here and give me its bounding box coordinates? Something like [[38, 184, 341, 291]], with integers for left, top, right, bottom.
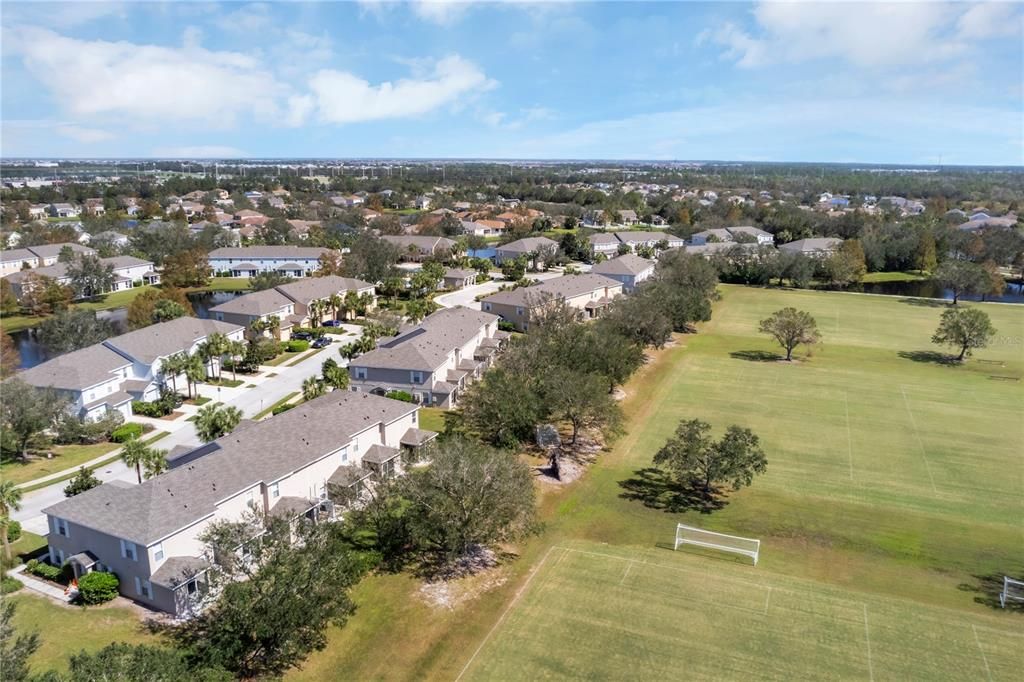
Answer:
[[2, 1, 1022, 164]]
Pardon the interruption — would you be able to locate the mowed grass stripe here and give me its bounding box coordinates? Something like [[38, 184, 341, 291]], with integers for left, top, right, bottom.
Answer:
[[466, 543, 1023, 681]]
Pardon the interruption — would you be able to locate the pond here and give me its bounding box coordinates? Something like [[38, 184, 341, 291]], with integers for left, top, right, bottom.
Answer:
[[468, 247, 497, 260], [850, 279, 1024, 304]]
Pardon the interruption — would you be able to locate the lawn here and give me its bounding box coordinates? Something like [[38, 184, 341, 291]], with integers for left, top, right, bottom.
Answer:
[[2, 442, 119, 486], [202, 277, 253, 292], [9, 594, 156, 676], [293, 285, 1024, 680], [1, 531, 47, 572], [862, 270, 929, 283], [417, 407, 448, 434]]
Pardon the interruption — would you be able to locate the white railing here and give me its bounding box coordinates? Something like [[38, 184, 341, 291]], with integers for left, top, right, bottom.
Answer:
[[674, 523, 761, 565], [1000, 576, 1024, 608]]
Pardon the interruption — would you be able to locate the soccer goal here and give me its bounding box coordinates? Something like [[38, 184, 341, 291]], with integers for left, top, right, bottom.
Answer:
[[674, 524, 761, 565], [999, 576, 1024, 608]]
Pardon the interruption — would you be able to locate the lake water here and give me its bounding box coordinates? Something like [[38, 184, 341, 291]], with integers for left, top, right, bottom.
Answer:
[[468, 247, 497, 259], [852, 280, 1024, 304]]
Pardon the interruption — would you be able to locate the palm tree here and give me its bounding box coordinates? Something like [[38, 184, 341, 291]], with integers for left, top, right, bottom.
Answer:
[[160, 353, 185, 394], [0, 480, 23, 562], [309, 299, 324, 328], [121, 437, 150, 485], [226, 339, 247, 381], [328, 293, 343, 322], [142, 449, 169, 479], [357, 292, 374, 316], [202, 332, 231, 380], [344, 291, 360, 319], [195, 404, 243, 442], [184, 353, 206, 398], [302, 376, 326, 402]]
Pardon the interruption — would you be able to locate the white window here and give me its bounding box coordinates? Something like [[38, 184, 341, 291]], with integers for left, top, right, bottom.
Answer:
[[120, 539, 137, 561], [54, 518, 70, 537], [410, 371, 422, 384], [247, 489, 257, 508], [339, 446, 349, 464], [412, 411, 417, 424], [270, 482, 280, 499], [56, 549, 65, 564], [134, 576, 152, 598], [516, 307, 523, 316], [483, 303, 491, 311], [355, 367, 367, 380], [153, 542, 164, 562]]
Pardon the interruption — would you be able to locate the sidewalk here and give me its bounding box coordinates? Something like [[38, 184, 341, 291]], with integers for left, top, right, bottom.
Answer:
[[8, 564, 73, 605]]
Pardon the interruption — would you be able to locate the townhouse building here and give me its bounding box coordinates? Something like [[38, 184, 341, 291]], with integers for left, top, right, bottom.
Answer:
[[4, 255, 159, 302], [16, 317, 245, 421], [43, 392, 436, 617], [590, 254, 655, 292], [348, 306, 507, 408], [207, 246, 336, 278], [481, 273, 624, 332]]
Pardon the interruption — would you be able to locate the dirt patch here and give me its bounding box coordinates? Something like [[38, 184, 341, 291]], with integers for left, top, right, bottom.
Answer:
[[612, 387, 627, 401], [416, 547, 510, 611], [534, 433, 604, 486]]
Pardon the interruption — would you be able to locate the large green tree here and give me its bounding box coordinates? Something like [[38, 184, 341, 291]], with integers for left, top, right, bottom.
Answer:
[[931, 306, 996, 361], [459, 367, 544, 448], [934, 260, 987, 305], [0, 380, 68, 462], [654, 419, 767, 494], [168, 516, 364, 679], [63, 643, 231, 682], [121, 437, 167, 484], [0, 600, 39, 682], [0, 480, 24, 562], [758, 307, 821, 361], [403, 437, 537, 561], [65, 254, 116, 298], [36, 309, 116, 355]]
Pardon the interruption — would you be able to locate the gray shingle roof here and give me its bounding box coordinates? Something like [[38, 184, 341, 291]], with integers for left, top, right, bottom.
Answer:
[[17, 344, 131, 392], [496, 237, 558, 254], [381, 235, 455, 253], [361, 444, 400, 464], [209, 289, 293, 317], [25, 243, 94, 260], [0, 248, 37, 264], [778, 237, 843, 253], [352, 306, 498, 372], [150, 555, 209, 589], [592, 254, 654, 277], [208, 246, 332, 260], [482, 274, 622, 307], [274, 275, 373, 306], [43, 392, 417, 546], [105, 317, 244, 365], [400, 427, 437, 447]]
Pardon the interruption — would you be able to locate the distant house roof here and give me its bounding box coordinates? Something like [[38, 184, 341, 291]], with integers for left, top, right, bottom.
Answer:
[[496, 237, 558, 254], [274, 275, 374, 306], [591, 254, 654, 277], [0, 248, 37, 264], [25, 243, 94, 260], [353, 306, 498, 372], [444, 268, 476, 280], [483, 273, 621, 308], [613, 231, 680, 245], [380, 235, 455, 254], [208, 246, 332, 260], [778, 237, 843, 254], [210, 289, 294, 317], [43, 392, 418, 546]]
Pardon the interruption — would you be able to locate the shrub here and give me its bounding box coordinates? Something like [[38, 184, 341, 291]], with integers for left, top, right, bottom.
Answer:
[[0, 576, 22, 594], [26, 559, 66, 582], [131, 401, 164, 418], [111, 423, 144, 442], [286, 339, 310, 353], [6, 520, 21, 543], [385, 390, 414, 403], [272, 403, 296, 416], [248, 338, 280, 363], [497, 319, 516, 332], [77, 571, 120, 605], [64, 467, 102, 497]]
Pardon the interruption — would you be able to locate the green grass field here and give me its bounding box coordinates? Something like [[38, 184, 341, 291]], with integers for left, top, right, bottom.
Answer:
[[452, 286, 1023, 679], [461, 541, 1022, 681], [293, 285, 1022, 680]]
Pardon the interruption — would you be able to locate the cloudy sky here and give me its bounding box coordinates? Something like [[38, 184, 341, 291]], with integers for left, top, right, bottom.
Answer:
[[2, 1, 1021, 164]]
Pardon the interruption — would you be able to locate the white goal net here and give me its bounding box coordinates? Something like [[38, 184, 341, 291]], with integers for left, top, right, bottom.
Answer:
[[1000, 576, 1024, 608], [674, 524, 760, 565]]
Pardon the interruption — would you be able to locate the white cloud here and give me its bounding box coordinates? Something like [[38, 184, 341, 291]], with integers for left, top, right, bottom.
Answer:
[[708, 2, 980, 69], [360, 0, 573, 26], [305, 55, 494, 124], [1, 1, 127, 29], [957, 2, 1023, 39], [56, 125, 114, 143], [482, 105, 555, 130], [151, 145, 247, 158], [215, 3, 275, 33], [4, 25, 286, 126]]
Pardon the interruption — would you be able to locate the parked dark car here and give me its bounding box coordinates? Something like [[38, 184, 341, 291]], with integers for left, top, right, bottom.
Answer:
[[291, 331, 314, 341], [321, 320, 342, 327], [312, 336, 331, 349]]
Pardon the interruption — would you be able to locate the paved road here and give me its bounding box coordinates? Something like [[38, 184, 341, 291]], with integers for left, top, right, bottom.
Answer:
[[12, 329, 358, 536], [435, 271, 562, 310]]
